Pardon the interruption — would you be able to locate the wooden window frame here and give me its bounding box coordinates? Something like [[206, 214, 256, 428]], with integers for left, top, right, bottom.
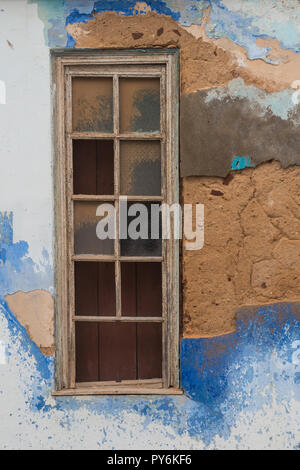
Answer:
[[51, 49, 180, 396]]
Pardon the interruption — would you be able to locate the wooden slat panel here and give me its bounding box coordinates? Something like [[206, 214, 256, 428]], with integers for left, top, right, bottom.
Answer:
[[137, 263, 162, 317], [119, 262, 163, 379], [137, 323, 162, 379], [75, 263, 99, 383], [136, 263, 162, 379], [73, 140, 114, 195], [76, 262, 116, 382], [121, 262, 137, 317], [96, 140, 114, 195], [75, 262, 98, 317], [99, 323, 137, 381], [73, 140, 97, 195], [75, 322, 99, 383], [98, 262, 116, 316]]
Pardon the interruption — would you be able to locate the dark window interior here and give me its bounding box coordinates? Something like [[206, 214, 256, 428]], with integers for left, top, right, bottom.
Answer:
[[72, 73, 163, 384]]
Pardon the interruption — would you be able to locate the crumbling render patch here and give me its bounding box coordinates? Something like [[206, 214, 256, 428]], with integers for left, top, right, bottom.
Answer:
[[5, 290, 54, 356], [66, 11, 238, 95], [67, 11, 300, 95], [183, 161, 300, 337]]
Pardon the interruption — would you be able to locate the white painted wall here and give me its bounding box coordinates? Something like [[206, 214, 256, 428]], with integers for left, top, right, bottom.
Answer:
[[0, 0, 53, 265]]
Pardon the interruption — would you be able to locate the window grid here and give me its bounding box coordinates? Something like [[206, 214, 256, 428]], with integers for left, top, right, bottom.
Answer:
[[68, 71, 166, 318], [53, 51, 180, 395], [67, 70, 166, 387]]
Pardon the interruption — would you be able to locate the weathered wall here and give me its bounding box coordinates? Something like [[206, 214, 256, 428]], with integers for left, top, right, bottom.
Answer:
[[0, 0, 299, 449], [183, 162, 300, 336]]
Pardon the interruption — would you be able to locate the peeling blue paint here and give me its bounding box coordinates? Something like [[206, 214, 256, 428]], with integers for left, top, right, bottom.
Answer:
[[0, 214, 299, 447], [0, 212, 13, 246], [0, 213, 52, 296], [1, 290, 299, 447], [207, 0, 272, 61], [231, 156, 255, 170], [66, 32, 76, 48], [209, 0, 300, 55], [182, 303, 300, 419], [92, 0, 180, 21], [30, 0, 300, 61], [64, 1, 181, 37], [66, 8, 94, 25]]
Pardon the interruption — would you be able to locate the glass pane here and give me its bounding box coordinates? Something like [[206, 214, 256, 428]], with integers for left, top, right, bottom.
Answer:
[[75, 262, 116, 317], [72, 77, 113, 132], [120, 201, 162, 257], [73, 140, 114, 195], [121, 262, 162, 317], [120, 140, 161, 196], [74, 201, 115, 255], [119, 78, 160, 134]]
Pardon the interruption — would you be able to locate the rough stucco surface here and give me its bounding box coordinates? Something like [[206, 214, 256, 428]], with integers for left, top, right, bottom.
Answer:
[[5, 290, 54, 355], [183, 161, 300, 336]]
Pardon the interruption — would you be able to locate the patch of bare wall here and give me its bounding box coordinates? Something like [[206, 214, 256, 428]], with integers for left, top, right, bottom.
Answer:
[[183, 161, 300, 336]]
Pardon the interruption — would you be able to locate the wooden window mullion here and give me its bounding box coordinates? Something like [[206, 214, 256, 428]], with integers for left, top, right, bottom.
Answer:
[[113, 75, 122, 318]]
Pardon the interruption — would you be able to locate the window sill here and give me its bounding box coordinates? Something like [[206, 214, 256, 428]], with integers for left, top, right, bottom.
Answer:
[[52, 387, 183, 397]]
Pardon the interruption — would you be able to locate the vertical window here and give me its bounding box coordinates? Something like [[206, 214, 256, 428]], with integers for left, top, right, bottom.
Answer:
[[53, 51, 179, 395]]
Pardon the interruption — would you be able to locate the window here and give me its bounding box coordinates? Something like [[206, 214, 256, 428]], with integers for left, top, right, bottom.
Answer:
[[52, 50, 180, 395]]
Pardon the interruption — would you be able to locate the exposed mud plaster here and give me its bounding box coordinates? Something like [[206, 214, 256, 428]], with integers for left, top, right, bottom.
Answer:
[[66, 12, 237, 95], [5, 290, 54, 356], [181, 86, 300, 178], [66, 10, 300, 96], [182, 161, 300, 337]]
